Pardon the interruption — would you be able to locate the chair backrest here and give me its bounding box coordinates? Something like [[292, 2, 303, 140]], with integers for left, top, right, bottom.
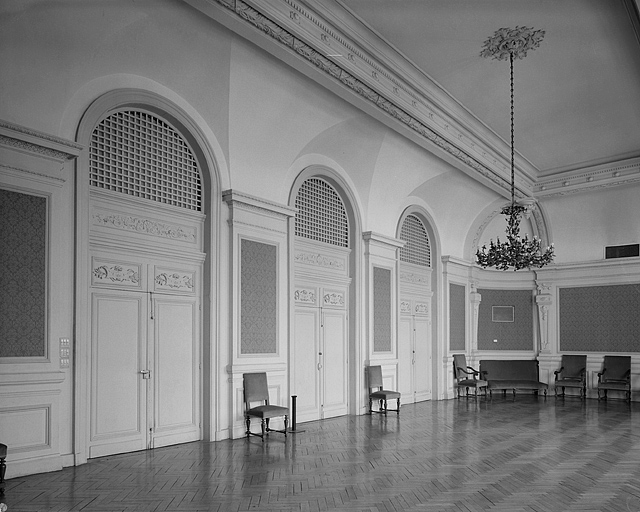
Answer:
[[560, 354, 587, 378], [602, 356, 631, 381], [243, 372, 270, 406], [368, 365, 383, 390], [452, 354, 467, 381]]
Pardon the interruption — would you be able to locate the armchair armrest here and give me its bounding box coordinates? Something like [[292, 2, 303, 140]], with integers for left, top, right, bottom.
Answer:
[[554, 366, 564, 380], [457, 366, 480, 380]]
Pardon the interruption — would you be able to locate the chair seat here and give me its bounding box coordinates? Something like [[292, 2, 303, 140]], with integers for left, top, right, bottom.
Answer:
[[556, 378, 583, 387], [598, 381, 629, 391], [370, 389, 401, 400], [247, 404, 289, 419], [458, 378, 487, 388]]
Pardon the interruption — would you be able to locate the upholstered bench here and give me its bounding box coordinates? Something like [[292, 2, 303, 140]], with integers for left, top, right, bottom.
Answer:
[[479, 360, 548, 398]]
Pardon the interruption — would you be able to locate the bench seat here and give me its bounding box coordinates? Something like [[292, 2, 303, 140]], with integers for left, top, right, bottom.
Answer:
[[480, 360, 548, 397]]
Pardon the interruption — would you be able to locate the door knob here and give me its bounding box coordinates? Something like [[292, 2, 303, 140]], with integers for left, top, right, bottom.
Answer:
[[139, 370, 151, 379]]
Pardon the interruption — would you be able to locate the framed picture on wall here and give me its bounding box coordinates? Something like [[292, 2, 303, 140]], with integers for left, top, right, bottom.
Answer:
[[492, 305, 514, 322]]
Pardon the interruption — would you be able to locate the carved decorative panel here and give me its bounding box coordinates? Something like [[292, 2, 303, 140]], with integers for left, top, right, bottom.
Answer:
[[0, 189, 46, 358], [154, 269, 195, 293], [323, 290, 346, 309], [294, 287, 317, 305], [414, 301, 430, 318], [400, 300, 412, 315], [92, 260, 142, 289]]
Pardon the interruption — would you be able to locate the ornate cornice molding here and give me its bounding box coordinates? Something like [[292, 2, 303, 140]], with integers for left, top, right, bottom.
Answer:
[[0, 163, 66, 184], [0, 119, 83, 160], [222, 189, 296, 219], [535, 157, 640, 197], [197, 0, 533, 198]]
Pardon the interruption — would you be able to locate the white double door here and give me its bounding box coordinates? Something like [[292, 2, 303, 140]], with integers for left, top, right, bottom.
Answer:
[[293, 292, 349, 423], [398, 311, 432, 403], [89, 275, 200, 458]]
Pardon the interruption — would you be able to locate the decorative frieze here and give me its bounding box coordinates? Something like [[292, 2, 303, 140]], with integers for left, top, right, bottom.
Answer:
[[399, 271, 430, 286], [92, 213, 196, 243], [294, 251, 345, 271], [400, 300, 412, 314]]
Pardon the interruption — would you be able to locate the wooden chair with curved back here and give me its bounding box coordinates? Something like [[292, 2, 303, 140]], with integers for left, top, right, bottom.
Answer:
[[243, 372, 289, 440], [367, 365, 401, 415]]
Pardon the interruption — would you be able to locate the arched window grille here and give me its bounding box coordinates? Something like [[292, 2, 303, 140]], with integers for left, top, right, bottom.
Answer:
[[89, 110, 202, 211], [399, 214, 430, 266], [294, 177, 349, 247]]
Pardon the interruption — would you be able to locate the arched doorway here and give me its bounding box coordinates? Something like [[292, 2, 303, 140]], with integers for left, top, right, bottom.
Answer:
[[397, 211, 435, 403], [290, 171, 357, 422], [76, 93, 215, 459]]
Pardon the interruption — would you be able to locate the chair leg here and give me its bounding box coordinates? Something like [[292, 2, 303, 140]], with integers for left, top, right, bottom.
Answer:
[[245, 416, 251, 438], [0, 453, 5, 496], [284, 415, 288, 436], [397, 398, 400, 414], [260, 419, 266, 441]]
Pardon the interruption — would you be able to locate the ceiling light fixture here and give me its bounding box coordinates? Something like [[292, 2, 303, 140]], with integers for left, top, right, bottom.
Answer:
[[476, 26, 555, 271]]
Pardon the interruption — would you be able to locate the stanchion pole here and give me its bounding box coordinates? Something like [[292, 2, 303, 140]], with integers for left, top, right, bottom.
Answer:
[[288, 394, 304, 433]]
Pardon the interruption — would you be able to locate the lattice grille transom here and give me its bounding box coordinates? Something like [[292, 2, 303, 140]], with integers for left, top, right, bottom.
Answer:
[[400, 214, 430, 266], [89, 110, 202, 211], [295, 177, 348, 247]]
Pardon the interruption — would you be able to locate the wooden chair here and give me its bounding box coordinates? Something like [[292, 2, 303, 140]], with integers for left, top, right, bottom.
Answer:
[[243, 373, 289, 440], [453, 354, 487, 399], [554, 354, 587, 398], [0, 443, 6, 495], [367, 366, 400, 415], [597, 356, 631, 402]]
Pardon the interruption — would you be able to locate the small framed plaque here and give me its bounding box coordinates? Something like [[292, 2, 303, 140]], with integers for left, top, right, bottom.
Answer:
[[492, 305, 514, 322]]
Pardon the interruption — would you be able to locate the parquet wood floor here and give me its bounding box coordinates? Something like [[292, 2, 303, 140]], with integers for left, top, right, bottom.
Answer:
[[4, 397, 640, 512]]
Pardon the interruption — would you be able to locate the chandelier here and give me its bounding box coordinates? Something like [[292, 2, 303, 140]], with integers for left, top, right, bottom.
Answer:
[[476, 27, 555, 271]]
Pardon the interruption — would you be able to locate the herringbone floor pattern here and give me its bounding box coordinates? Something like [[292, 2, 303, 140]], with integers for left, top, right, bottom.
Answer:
[[4, 397, 640, 511]]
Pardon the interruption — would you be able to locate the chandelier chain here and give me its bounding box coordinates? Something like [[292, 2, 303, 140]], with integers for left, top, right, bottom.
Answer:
[[510, 52, 515, 207]]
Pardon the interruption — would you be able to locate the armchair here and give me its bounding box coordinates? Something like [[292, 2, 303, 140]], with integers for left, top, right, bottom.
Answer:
[[554, 354, 587, 398], [453, 354, 487, 399], [597, 356, 631, 402]]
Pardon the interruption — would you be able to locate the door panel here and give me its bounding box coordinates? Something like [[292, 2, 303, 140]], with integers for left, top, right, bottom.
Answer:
[[398, 315, 413, 398], [322, 309, 348, 418], [153, 297, 200, 448], [90, 292, 146, 458], [293, 308, 321, 423], [414, 317, 432, 401]]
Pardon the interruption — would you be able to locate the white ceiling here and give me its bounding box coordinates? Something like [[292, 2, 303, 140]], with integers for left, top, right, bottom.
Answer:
[[337, 0, 640, 178]]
